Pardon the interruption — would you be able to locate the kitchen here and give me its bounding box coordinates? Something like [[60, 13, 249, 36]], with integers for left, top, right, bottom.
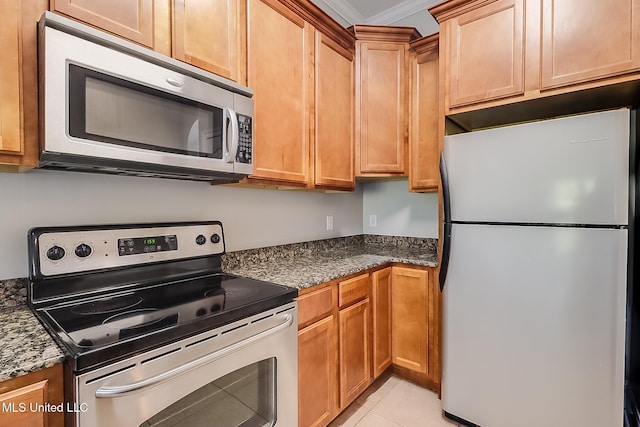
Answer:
[[0, 0, 637, 426]]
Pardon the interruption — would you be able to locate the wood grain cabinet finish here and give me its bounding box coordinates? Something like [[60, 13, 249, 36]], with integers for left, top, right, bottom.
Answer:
[[0, 0, 45, 170], [172, 0, 245, 82], [371, 267, 392, 379], [409, 34, 439, 193], [51, 0, 155, 47], [0, 365, 64, 427], [353, 26, 418, 176], [314, 31, 355, 190], [298, 284, 339, 427], [541, 0, 640, 90], [338, 298, 371, 408], [445, 0, 525, 108], [391, 267, 440, 387], [247, 0, 313, 185]]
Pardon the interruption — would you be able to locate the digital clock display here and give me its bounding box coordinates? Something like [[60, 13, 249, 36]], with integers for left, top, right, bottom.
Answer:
[[118, 235, 178, 256]]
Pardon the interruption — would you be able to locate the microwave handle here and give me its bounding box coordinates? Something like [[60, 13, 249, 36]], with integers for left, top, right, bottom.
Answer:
[[224, 108, 239, 163]]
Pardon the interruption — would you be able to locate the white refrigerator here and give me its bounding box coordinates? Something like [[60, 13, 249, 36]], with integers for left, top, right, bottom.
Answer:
[[439, 109, 630, 427]]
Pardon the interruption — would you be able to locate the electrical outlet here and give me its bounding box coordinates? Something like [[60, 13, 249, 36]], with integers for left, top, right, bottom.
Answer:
[[369, 214, 377, 227], [326, 215, 334, 231]]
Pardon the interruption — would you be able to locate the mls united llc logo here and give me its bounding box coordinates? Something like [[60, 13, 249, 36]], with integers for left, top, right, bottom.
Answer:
[[1, 402, 88, 413]]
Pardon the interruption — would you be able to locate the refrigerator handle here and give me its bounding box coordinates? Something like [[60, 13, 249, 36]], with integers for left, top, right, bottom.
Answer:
[[439, 222, 452, 292], [440, 152, 451, 223], [439, 152, 452, 292]]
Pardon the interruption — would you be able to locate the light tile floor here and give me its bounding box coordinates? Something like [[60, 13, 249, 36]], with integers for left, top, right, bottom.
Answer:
[[329, 373, 461, 427]]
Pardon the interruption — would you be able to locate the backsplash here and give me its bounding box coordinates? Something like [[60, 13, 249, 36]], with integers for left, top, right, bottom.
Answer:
[[0, 278, 27, 309], [222, 234, 437, 269]]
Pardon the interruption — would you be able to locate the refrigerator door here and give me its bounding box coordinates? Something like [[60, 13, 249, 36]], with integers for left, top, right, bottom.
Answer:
[[442, 224, 627, 427], [443, 109, 629, 225]]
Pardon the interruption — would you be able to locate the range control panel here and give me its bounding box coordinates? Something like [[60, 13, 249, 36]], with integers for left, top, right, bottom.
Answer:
[[31, 222, 225, 277]]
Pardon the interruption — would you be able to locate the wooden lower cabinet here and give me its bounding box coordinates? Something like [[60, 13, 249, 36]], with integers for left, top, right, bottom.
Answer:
[[298, 265, 439, 426], [371, 267, 392, 378], [391, 266, 440, 388], [338, 298, 371, 408], [0, 365, 64, 427]]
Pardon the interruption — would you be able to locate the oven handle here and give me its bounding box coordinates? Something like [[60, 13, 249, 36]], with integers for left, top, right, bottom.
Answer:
[[94, 313, 294, 398]]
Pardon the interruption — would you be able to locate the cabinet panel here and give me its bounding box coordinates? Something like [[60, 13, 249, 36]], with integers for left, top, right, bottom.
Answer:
[[447, 0, 524, 107], [541, 0, 640, 89], [173, 0, 243, 81], [299, 315, 339, 427], [247, 0, 312, 184], [339, 299, 371, 408], [0, 381, 47, 427], [409, 36, 439, 192], [298, 285, 335, 329], [0, 0, 22, 155], [338, 273, 369, 309], [315, 32, 355, 190], [51, 0, 154, 47], [391, 267, 429, 374], [357, 42, 406, 173], [371, 267, 392, 379]]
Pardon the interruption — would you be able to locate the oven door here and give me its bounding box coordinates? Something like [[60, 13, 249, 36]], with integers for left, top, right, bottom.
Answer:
[[42, 24, 253, 174], [75, 304, 297, 427]]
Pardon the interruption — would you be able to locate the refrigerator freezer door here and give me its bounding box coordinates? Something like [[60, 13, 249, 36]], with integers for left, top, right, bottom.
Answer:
[[443, 109, 629, 225], [442, 224, 626, 427]]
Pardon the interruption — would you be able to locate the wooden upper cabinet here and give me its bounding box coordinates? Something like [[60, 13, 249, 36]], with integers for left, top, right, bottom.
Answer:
[[409, 34, 439, 193], [247, 0, 313, 184], [541, 0, 640, 89], [314, 32, 355, 190], [172, 0, 245, 81], [353, 26, 418, 176], [445, 0, 524, 108], [0, 0, 22, 157], [51, 0, 155, 47]]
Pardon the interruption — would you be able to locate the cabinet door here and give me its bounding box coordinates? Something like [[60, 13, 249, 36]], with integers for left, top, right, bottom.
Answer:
[[409, 38, 439, 192], [299, 316, 339, 427], [314, 32, 355, 190], [51, 0, 155, 47], [173, 0, 244, 81], [446, 0, 524, 108], [339, 299, 371, 408], [391, 267, 429, 374], [356, 41, 407, 174], [0, 0, 22, 156], [371, 268, 392, 379], [247, 0, 313, 184], [0, 381, 47, 427], [541, 0, 640, 89]]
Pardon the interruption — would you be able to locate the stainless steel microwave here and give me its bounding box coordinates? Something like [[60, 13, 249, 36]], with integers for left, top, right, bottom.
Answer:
[[38, 12, 253, 182]]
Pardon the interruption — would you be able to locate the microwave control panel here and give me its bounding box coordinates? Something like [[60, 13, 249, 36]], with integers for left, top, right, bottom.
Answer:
[[237, 114, 253, 164]]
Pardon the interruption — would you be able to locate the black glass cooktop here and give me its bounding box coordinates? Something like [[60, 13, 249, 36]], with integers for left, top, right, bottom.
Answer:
[[35, 273, 297, 373]]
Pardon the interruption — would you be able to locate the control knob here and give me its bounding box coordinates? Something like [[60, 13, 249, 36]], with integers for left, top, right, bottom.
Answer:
[[46, 246, 65, 261], [195, 234, 206, 245], [210, 234, 221, 244], [75, 243, 92, 258]]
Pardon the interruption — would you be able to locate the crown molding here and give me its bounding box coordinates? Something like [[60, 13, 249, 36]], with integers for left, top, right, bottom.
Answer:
[[367, 0, 441, 26], [321, 0, 365, 25]]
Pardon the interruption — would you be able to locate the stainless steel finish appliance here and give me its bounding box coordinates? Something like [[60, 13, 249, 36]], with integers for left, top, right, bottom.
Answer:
[[439, 109, 629, 427], [28, 221, 297, 427], [38, 12, 254, 182]]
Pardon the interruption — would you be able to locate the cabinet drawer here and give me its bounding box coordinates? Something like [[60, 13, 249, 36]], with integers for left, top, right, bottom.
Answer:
[[339, 274, 369, 309], [298, 285, 336, 330]]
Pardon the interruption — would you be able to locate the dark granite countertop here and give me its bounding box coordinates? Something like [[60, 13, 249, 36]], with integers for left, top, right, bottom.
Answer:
[[0, 305, 65, 383], [223, 237, 438, 290]]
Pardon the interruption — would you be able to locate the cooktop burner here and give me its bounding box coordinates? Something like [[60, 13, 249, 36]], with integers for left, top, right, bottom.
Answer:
[[27, 222, 298, 373]]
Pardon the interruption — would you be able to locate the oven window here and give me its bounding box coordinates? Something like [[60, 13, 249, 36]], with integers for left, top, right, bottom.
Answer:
[[68, 64, 224, 159], [140, 358, 276, 427]]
